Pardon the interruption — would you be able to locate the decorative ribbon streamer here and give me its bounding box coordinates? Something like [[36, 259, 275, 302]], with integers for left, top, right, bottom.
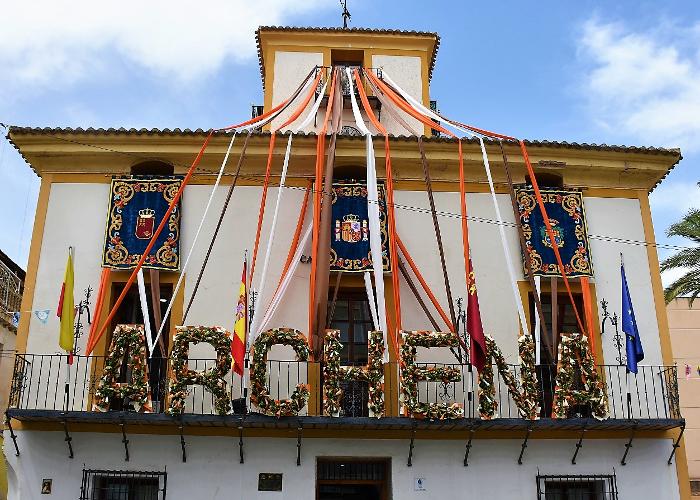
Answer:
[[477, 137, 530, 340], [251, 75, 329, 340], [250, 132, 293, 339], [367, 76, 456, 334], [89, 130, 215, 354], [250, 70, 323, 285], [257, 190, 311, 333], [363, 271, 379, 331], [136, 269, 154, 354], [534, 275, 542, 365], [85, 267, 110, 353], [152, 70, 318, 353], [347, 68, 389, 362], [256, 224, 313, 335], [380, 70, 532, 344], [309, 68, 338, 346], [152, 132, 237, 352], [519, 140, 588, 339]]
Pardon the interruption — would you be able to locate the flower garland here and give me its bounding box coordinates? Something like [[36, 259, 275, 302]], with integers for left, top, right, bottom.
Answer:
[[250, 328, 310, 417], [552, 332, 608, 420], [93, 324, 152, 413], [478, 334, 540, 420], [323, 329, 385, 417], [400, 330, 463, 420], [168, 326, 232, 416]]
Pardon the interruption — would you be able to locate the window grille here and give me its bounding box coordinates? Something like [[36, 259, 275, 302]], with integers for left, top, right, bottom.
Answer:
[[430, 100, 441, 137], [251, 105, 264, 119], [536, 473, 617, 500], [80, 469, 167, 500], [317, 459, 387, 481]]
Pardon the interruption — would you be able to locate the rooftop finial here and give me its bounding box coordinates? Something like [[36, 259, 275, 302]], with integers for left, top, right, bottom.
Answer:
[[340, 0, 351, 29]]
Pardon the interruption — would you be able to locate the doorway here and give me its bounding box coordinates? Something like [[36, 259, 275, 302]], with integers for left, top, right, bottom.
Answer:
[[327, 292, 374, 417], [317, 458, 389, 500], [107, 281, 173, 412]]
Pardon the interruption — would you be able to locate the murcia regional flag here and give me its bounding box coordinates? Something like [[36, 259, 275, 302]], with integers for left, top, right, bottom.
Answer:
[[232, 257, 247, 376]]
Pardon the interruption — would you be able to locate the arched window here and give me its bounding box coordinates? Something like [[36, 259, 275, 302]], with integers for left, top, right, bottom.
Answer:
[[130, 160, 174, 176], [334, 164, 366, 182]]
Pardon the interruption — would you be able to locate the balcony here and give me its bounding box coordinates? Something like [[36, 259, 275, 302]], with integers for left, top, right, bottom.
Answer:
[[6, 353, 682, 434], [0, 259, 22, 330]]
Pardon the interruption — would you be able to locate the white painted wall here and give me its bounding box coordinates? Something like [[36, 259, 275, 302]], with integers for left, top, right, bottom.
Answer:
[[394, 191, 664, 368], [584, 197, 663, 366], [372, 55, 423, 136], [24, 184, 665, 373], [26, 183, 109, 355], [4, 430, 680, 500], [270, 51, 323, 133], [24, 182, 312, 359]]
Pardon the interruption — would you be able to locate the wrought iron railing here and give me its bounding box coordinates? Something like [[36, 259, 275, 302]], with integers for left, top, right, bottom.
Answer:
[[0, 258, 22, 328], [8, 354, 680, 421], [251, 105, 264, 120]]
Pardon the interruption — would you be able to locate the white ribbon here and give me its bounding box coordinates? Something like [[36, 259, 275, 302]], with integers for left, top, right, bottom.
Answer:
[[250, 73, 329, 340], [534, 275, 541, 365], [137, 268, 154, 354], [383, 70, 531, 343], [256, 223, 313, 335], [295, 77, 329, 132], [150, 67, 320, 353], [346, 68, 389, 362], [251, 132, 293, 338], [477, 137, 530, 339], [151, 131, 237, 354], [364, 271, 379, 331]]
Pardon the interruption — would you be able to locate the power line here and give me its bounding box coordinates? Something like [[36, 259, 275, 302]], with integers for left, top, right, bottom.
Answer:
[[4, 127, 697, 254]]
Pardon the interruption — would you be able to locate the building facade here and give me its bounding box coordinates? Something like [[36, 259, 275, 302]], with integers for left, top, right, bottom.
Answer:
[[669, 297, 700, 495], [2, 27, 690, 499], [0, 250, 24, 500]]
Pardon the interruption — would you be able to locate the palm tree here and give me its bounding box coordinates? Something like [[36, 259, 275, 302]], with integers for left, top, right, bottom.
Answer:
[[661, 198, 700, 304]]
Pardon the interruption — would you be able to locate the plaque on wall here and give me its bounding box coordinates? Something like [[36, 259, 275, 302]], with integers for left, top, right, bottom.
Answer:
[[258, 473, 283, 491]]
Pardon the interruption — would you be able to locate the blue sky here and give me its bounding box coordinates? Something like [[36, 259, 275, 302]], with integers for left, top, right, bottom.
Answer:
[[0, 0, 698, 284]]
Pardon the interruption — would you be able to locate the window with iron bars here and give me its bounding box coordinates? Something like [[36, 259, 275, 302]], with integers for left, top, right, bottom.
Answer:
[[536, 473, 618, 500], [430, 100, 441, 137], [80, 469, 167, 500]]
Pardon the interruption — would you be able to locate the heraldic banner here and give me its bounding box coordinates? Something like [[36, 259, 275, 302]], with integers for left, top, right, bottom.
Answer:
[[515, 187, 592, 277], [102, 176, 183, 271], [330, 182, 390, 272]]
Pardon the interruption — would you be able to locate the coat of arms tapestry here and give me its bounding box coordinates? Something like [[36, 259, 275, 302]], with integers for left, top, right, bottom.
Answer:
[[330, 182, 390, 272], [102, 177, 182, 271], [515, 187, 592, 277]]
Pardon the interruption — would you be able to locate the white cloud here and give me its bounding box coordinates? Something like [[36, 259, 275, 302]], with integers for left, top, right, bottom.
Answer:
[[650, 181, 700, 215], [578, 18, 700, 151], [0, 0, 333, 90]]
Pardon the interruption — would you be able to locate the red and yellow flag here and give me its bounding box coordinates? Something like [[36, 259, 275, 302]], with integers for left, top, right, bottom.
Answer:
[[231, 257, 247, 376], [57, 248, 75, 353]]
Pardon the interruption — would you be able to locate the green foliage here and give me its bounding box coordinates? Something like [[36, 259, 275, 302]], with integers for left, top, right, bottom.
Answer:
[[250, 328, 310, 417], [661, 205, 700, 305], [168, 326, 232, 416]]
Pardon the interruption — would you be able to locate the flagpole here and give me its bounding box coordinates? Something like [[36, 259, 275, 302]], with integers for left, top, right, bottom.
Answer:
[[242, 250, 249, 403], [621, 252, 632, 418]]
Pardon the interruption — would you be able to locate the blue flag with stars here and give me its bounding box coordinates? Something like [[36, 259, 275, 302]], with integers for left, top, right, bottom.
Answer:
[[622, 262, 644, 373]]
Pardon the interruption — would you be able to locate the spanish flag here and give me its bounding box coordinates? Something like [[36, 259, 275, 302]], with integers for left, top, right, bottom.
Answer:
[[57, 247, 75, 353], [231, 256, 247, 377]]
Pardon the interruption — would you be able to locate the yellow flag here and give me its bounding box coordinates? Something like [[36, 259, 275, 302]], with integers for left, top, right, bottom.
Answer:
[[58, 249, 75, 352]]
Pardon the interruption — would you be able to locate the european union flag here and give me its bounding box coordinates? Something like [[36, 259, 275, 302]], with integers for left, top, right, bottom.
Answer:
[[622, 262, 644, 373]]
